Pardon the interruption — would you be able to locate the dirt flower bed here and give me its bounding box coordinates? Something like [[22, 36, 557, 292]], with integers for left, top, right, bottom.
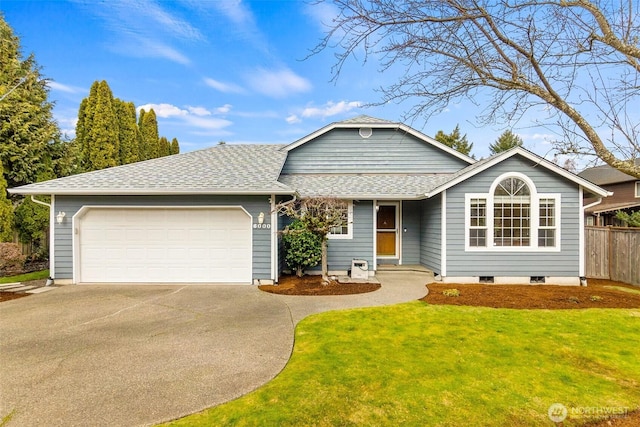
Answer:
[[259, 274, 381, 296], [423, 279, 640, 309]]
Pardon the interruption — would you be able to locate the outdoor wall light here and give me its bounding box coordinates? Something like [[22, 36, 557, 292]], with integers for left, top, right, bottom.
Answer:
[[258, 212, 265, 224], [56, 211, 66, 224]]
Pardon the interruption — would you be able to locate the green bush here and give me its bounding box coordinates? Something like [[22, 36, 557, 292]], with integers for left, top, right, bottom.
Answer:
[[282, 219, 322, 277], [442, 288, 460, 297]]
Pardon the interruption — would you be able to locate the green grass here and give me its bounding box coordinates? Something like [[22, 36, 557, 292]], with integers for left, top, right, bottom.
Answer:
[[164, 303, 640, 426], [0, 270, 49, 284], [604, 285, 640, 295]]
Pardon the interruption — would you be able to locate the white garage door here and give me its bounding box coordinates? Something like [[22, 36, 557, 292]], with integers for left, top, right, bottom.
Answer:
[[77, 207, 252, 284]]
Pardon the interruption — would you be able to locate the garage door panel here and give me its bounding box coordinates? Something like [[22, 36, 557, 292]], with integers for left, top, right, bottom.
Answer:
[[79, 208, 252, 284]]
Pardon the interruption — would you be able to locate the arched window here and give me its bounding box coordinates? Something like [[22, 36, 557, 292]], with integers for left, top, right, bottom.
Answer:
[[493, 177, 531, 246], [465, 173, 560, 251]]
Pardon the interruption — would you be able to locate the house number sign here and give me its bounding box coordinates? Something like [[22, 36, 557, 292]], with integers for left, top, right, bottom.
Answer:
[[253, 223, 271, 229]]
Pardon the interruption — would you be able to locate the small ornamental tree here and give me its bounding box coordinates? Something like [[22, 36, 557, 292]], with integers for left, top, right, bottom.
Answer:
[[281, 219, 322, 277], [276, 196, 348, 282]]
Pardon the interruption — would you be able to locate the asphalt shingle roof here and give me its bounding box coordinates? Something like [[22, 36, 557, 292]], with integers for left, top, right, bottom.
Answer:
[[278, 174, 453, 199], [578, 160, 639, 185], [11, 144, 291, 195]]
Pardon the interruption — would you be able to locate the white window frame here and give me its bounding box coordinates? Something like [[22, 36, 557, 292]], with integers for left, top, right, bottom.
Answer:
[[635, 181, 640, 198], [327, 200, 353, 240], [464, 172, 561, 252]]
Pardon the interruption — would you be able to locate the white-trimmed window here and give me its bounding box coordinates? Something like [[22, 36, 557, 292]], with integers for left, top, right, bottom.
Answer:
[[635, 181, 639, 198], [469, 198, 487, 247], [465, 173, 561, 251], [328, 200, 353, 239]]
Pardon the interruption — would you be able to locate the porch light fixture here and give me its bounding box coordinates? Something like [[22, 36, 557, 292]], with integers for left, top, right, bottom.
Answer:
[[258, 212, 265, 224], [56, 211, 66, 224]]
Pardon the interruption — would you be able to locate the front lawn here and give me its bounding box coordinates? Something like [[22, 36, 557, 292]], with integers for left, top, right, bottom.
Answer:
[[0, 270, 49, 284], [164, 303, 640, 426]]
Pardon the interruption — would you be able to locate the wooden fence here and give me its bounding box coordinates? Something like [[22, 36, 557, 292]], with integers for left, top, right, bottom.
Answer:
[[585, 226, 640, 285]]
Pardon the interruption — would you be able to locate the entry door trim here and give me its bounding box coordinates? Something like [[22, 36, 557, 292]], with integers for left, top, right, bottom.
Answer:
[[376, 202, 401, 260]]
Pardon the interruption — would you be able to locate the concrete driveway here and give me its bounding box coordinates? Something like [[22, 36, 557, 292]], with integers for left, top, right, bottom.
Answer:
[[0, 271, 429, 427]]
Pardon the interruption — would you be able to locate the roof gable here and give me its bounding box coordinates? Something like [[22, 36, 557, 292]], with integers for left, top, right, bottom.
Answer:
[[426, 147, 611, 198], [283, 115, 475, 165]]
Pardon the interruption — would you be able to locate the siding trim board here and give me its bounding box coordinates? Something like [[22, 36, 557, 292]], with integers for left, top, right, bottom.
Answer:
[[441, 191, 447, 277]]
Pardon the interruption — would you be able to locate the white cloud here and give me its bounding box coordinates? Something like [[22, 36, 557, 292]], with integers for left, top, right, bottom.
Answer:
[[187, 106, 212, 116], [137, 103, 188, 118], [286, 114, 301, 124], [47, 81, 84, 94], [215, 104, 232, 114], [301, 100, 362, 118], [73, 0, 199, 65], [135, 101, 233, 135], [183, 115, 232, 130], [203, 78, 245, 94], [246, 68, 312, 98]]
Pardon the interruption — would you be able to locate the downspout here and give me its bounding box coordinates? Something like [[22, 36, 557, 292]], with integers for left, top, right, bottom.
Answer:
[[30, 195, 55, 286], [580, 197, 603, 286]]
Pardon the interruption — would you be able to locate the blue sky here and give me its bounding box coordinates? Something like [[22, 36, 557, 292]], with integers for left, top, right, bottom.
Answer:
[[3, 0, 559, 158]]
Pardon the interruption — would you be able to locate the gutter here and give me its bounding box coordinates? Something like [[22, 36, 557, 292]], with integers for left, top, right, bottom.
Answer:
[[29, 196, 55, 286], [583, 198, 603, 212]]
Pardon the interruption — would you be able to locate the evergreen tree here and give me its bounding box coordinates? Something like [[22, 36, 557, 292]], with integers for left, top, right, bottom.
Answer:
[[0, 163, 13, 242], [140, 109, 160, 159], [85, 81, 119, 170], [0, 14, 59, 190], [158, 136, 170, 157], [75, 81, 98, 169], [115, 99, 139, 164], [137, 109, 148, 160], [489, 130, 523, 154], [434, 124, 474, 157], [170, 138, 180, 155]]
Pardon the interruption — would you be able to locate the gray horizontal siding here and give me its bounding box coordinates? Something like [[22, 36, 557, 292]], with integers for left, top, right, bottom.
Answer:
[[282, 128, 469, 174], [302, 201, 374, 273], [402, 200, 422, 264], [445, 156, 581, 277], [53, 195, 273, 281], [420, 196, 442, 274]]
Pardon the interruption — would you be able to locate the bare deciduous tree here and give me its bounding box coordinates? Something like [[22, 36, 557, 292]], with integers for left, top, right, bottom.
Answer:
[[313, 0, 640, 178], [276, 196, 349, 282]]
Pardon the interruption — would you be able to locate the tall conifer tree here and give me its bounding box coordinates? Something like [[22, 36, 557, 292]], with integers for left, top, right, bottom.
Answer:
[[115, 99, 139, 164], [489, 130, 524, 154], [170, 138, 180, 155], [0, 14, 59, 190], [140, 109, 160, 159], [434, 124, 474, 158], [158, 136, 170, 157], [86, 81, 119, 170]]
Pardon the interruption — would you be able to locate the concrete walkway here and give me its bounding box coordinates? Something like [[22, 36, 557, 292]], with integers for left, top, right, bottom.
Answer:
[[0, 271, 430, 427], [268, 270, 431, 325]]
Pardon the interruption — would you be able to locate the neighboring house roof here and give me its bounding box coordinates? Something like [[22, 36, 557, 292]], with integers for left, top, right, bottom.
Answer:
[[9, 144, 292, 196], [579, 160, 639, 185], [283, 115, 476, 165], [424, 147, 612, 198], [585, 201, 640, 215]]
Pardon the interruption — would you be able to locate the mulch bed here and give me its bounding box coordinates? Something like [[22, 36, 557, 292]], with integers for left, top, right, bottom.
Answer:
[[422, 279, 640, 309], [259, 274, 381, 295]]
